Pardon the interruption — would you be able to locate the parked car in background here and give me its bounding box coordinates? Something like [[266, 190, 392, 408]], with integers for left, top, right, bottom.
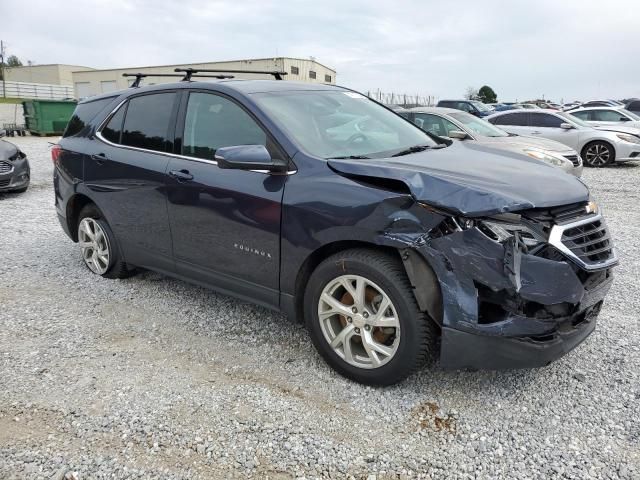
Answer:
[[573, 100, 622, 109], [486, 109, 640, 167], [569, 106, 640, 129], [54, 78, 617, 385], [494, 103, 524, 112], [436, 99, 493, 117], [625, 99, 640, 116], [562, 102, 582, 111], [0, 131, 30, 193], [406, 107, 582, 176], [518, 103, 541, 109]]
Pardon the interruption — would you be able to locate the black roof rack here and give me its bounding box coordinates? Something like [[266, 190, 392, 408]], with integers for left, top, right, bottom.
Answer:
[[174, 68, 287, 81], [123, 72, 235, 88]]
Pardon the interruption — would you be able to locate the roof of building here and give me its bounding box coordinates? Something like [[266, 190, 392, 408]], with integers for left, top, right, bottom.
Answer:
[[71, 57, 336, 74]]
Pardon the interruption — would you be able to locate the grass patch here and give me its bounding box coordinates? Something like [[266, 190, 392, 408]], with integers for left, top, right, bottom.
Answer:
[[0, 97, 23, 104]]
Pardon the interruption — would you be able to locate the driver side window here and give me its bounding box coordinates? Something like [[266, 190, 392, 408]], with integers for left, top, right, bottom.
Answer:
[[182, 92, 267, 160]]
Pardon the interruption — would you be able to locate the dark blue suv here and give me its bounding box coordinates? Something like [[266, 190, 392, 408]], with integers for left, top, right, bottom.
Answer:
[[53, 78, 617, 385]]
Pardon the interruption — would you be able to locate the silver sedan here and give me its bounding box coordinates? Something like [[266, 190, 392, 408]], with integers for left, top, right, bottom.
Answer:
[[568, 106, 640, 130], [486, 109, 640, 167], [406, 107, 582, 176]]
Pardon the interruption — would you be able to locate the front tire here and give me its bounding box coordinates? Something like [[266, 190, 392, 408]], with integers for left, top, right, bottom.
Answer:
[[582, 141, 614, 167], [77, 204, 131, 279], [304, 249, 438, 386]]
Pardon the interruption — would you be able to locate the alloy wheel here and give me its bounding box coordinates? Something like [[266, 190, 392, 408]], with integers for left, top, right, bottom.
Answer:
[[318, 274, 400, 369], [584, 143, 611, 166], [78, 218, 110, 275]]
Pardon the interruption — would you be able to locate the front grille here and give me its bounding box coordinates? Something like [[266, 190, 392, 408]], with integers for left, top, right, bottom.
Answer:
[[0, 179, 10, 187], [562, 219, 612, 262], [0, 161, 13, 174], [548, 213, 617, 270], [563, 154, 581, 167]]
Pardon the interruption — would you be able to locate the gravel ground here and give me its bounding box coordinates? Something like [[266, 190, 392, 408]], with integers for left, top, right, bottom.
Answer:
[[0, 136, 638, 480]]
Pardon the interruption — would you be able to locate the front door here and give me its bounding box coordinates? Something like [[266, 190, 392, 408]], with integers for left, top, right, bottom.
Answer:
[[528, 112, 581, 150], [166, 91, 287, 308], [89, 91, 179, 271]]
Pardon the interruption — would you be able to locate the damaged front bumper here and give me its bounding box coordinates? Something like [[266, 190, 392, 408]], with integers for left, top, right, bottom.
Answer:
[[407, 213, 617, 370]]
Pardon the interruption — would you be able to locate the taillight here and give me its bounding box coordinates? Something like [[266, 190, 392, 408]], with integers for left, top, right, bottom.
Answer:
[[51, 144, 62, 164]]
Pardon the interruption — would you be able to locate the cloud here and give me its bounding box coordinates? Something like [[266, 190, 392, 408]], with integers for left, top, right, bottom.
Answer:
[[2, 0, 638, 101]]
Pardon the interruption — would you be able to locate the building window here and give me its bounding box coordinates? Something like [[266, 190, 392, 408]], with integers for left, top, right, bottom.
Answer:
[[309, 71, 316, 79], [290, 66, 299, 75], [325, 75, 332, 83]]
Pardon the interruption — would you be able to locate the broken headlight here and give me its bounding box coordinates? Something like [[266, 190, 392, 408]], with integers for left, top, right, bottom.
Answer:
[[476, 218, 545, 250]]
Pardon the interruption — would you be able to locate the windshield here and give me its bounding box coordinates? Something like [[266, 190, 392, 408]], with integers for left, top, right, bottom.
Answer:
[[560, 111, 590, 128], [253, 90, 436, 159], [449, 112, 509, 137], [471, 101, 491, 112]]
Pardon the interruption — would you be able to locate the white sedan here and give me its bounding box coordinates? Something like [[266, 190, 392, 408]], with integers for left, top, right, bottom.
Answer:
[[568, 106, 640, 130], [486, 109, 640, 167]]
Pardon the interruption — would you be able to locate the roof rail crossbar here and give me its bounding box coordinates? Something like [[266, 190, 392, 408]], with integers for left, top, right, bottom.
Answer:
[[122, 72, 235, 87], [123, 73, 185, 88], [175, 67, 287, 81]]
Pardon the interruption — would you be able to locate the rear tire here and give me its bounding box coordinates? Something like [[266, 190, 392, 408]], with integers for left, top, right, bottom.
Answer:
[[582, 141, 614, 167], [304, 248, 438, 386], [77, 204, 132, 279]]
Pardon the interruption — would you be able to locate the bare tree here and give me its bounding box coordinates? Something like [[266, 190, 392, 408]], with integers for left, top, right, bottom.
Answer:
[[464, 86, 478, 100]]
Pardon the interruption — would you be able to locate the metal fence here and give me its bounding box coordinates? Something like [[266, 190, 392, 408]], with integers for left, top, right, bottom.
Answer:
[[0, 80, 74, 100], [366, 90, 436, 108]]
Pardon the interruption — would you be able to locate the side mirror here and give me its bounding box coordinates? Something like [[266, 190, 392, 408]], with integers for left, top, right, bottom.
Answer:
[[215, 145, 287, 172], [620, 117, 630, 122], [448, 130, 469, 140], [560, 123, 574, 130]]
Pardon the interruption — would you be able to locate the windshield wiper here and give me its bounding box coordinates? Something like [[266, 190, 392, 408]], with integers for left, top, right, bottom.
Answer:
[[391, 144, 433, 157], [328, 155, 372, 159]]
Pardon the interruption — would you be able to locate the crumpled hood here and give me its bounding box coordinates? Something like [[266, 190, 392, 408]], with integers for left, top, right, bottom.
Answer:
[[0, 139, 19, 161], [327, 142, 589, 217]]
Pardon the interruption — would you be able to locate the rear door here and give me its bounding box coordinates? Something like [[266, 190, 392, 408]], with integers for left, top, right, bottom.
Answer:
[[90, 91, 179, 271], [528, 112, 581, 150], [489, 111, 530, 135], [165, 90, 288, 308]]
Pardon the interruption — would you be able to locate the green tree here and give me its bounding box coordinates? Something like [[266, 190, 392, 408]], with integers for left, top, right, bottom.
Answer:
[[6, 55, 23, 67], [478, 85, 497, 103]]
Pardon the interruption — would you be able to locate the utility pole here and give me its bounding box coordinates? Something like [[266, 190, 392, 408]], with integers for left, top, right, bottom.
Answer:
[[0, 40, 6, 98]]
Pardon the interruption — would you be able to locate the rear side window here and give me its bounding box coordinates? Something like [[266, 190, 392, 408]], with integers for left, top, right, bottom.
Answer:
[[101, 105, 126, 144], [571, 111, 591, 121], [491, 112, 528, 126], [530, 113, 563, 128], [121, 93, 177, 152], [182, 92, 267, 160], [63, 97, 116, 137]]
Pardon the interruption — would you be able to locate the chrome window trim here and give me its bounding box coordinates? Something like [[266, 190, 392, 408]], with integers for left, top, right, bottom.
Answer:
[[95, 97, 297, 175], [548, 213, 618, 271]]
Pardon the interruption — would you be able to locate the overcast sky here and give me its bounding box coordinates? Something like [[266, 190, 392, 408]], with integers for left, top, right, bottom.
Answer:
[[2, 0, 638, 102]]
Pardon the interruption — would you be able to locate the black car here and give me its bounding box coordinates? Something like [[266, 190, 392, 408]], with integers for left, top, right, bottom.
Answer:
[[625, 99, 640, 116], [436, 99, 493, 117], [53, 77, 617, 385], [0, 133, 30, 193]]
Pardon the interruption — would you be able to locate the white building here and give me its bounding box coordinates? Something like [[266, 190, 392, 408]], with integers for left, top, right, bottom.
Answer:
[[5, 57, 336, 99]]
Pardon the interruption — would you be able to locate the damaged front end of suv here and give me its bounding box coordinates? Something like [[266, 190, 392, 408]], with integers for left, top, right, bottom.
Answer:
[[327, 145, 617, 370]]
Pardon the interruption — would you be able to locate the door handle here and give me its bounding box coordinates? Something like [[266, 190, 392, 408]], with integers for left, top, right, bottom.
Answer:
[[169, 169, 194, 182], [91, 153, 109, 164], [530, 131, 541, 135]]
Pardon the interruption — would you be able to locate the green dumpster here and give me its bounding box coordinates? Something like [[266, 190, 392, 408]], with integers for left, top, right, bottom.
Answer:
[[22, 100, 77, 136]]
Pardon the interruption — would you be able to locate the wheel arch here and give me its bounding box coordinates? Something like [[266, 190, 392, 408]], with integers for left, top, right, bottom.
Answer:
[[291, 240, 443, 325], [65, 193, 97, 242], [580, 138, 616, 159]]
